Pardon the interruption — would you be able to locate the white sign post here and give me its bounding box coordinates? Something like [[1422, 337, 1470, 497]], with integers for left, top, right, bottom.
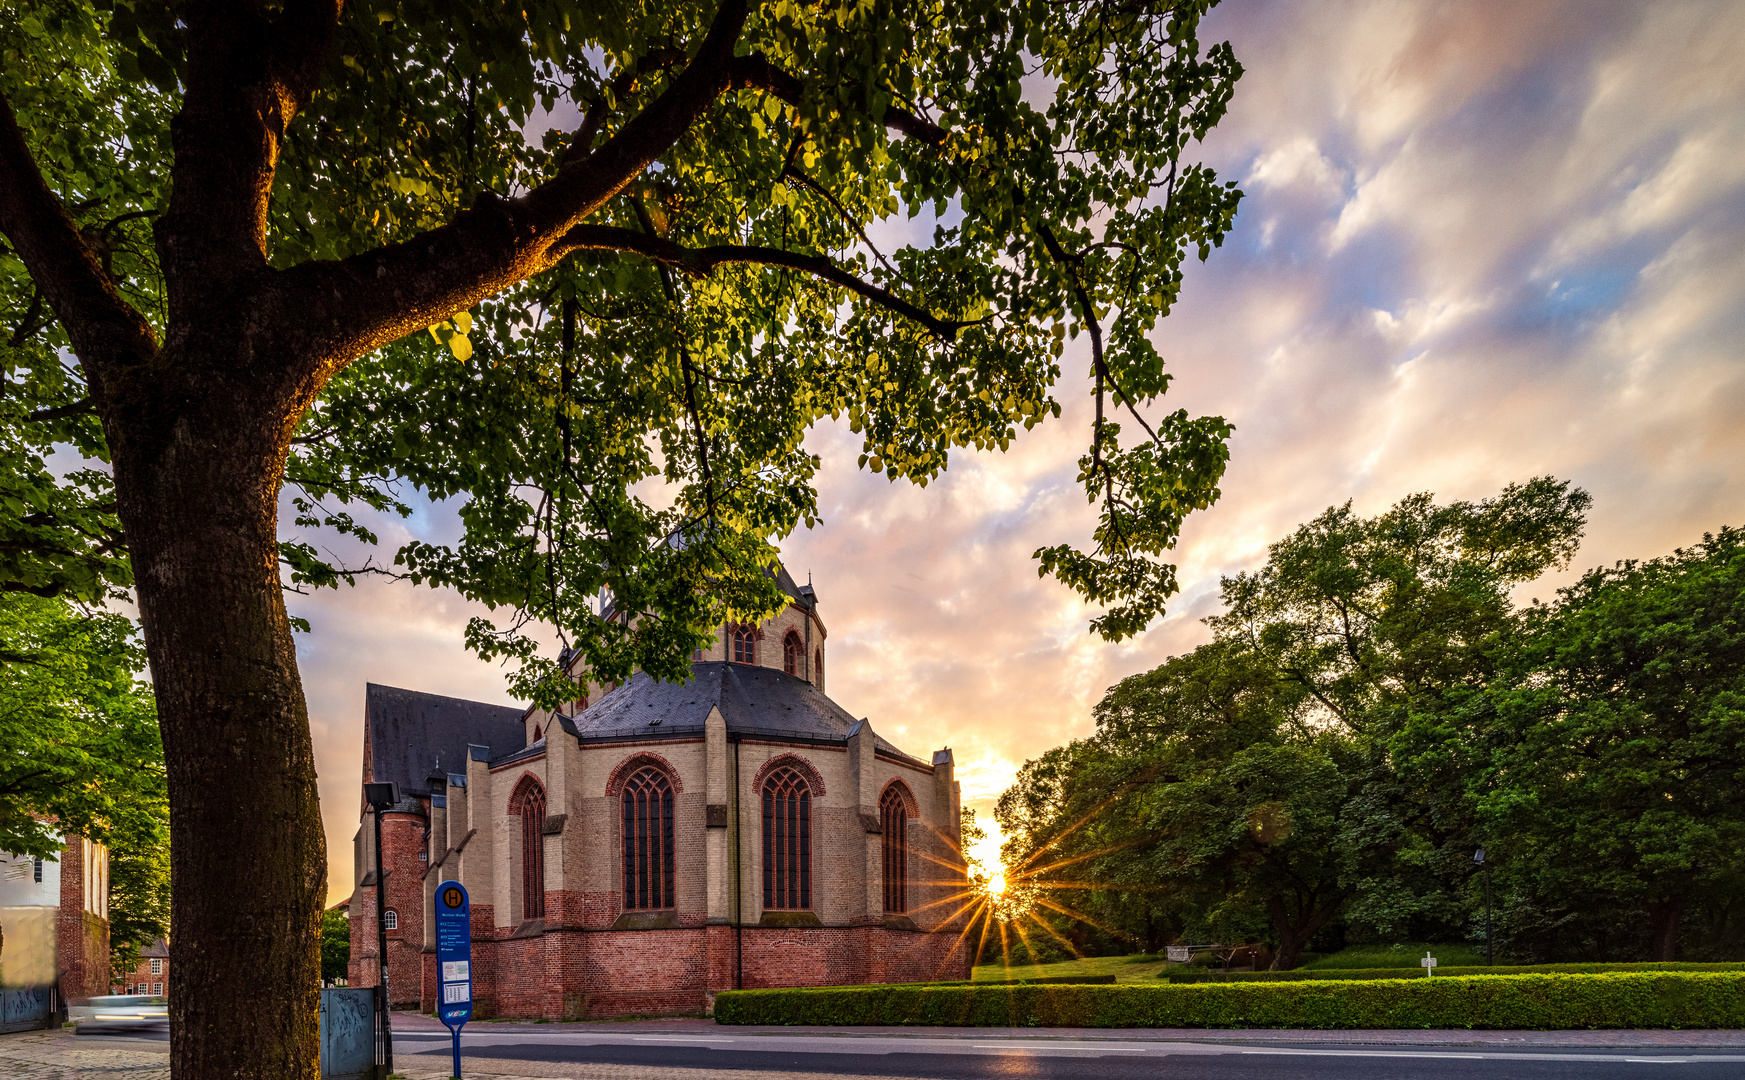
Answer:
[[1165, 946, 1191, 963], [1421, 952, 1437, 977]]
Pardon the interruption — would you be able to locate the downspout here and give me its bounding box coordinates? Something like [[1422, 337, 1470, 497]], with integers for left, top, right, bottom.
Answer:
[[732, 733, 744, 989]]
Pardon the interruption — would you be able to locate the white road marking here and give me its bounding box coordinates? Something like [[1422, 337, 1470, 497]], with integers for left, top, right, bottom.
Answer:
[[971, 1044, 1150, 1052], [631, 1035, 737, 1042]]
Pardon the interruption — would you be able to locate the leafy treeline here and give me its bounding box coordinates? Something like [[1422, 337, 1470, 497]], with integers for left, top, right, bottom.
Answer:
[[995, 479, 1745, 967], [0, 593, 169, 975]]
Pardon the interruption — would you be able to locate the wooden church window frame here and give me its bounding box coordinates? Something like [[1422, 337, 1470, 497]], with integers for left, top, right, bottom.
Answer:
[[732, 622, 760, 665], [879, 783, 916, 914], [762, 767, 812, 910], [621, 766, 677, 910], [508, 774, 547, 921]]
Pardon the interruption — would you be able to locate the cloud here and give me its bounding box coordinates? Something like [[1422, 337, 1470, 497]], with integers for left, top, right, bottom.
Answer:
[[302, 0, 1745, 901]]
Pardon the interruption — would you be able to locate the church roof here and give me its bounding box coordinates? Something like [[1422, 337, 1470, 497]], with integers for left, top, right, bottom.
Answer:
[[560, 661, 918, 763], [365, 683, 526, 798]]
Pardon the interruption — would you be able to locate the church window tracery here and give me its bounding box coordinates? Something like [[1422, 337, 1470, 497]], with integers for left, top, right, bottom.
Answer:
[[783, 631, 802, 676], [762, 768, 811, 909], [622, 767, 675, 909], [732, 623, 758, 664], [512, 777, 547, 920], [880, 786, 909, 913]]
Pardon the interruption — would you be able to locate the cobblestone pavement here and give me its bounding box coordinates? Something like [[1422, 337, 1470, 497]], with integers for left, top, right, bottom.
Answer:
[[0, 1028, 168, 1080]]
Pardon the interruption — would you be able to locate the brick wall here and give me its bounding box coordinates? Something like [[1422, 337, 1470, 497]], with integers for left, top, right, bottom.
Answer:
[[54, 836, 110, 1001], [113, 954, 168, 996], [348, 808, 429, 1006]]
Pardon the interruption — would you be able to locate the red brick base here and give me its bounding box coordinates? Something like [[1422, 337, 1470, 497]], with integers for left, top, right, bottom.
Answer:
[[416, 924, 973, 1020]]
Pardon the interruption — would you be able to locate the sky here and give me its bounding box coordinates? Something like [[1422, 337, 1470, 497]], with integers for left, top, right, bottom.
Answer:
[[298, 0, 1745, 903]]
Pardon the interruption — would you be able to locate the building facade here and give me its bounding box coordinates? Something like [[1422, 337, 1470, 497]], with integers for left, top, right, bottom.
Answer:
[[349, 571, 972, 1018], [0, 835, 110, 1029], [113, 938, 169, 997]]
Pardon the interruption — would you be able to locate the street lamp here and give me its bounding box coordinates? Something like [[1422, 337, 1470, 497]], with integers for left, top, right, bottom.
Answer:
[[364, 781, 399, 1078], [1473, 848, 1493, 966]]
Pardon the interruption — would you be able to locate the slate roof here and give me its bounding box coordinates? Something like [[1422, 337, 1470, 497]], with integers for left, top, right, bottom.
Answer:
[[365, 683, 526, 798], [549, 661, 920, 764]]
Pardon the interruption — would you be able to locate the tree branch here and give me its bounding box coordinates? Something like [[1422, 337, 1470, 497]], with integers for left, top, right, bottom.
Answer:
[[275, 0, 754, 376], [159, 0, 341, 303], [0, 90, 158, 373], [554, 224, 973, 340], [727, 55, 948, 146]]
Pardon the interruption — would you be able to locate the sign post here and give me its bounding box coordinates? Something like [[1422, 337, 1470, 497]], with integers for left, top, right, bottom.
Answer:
[[1421, 952, 1437, 977], [434, 881, 473, 1079]]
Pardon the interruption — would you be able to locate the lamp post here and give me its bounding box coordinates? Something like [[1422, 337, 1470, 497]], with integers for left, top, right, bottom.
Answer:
[[364, 781, 399, 1078], [1474, 848, 1493, 966]]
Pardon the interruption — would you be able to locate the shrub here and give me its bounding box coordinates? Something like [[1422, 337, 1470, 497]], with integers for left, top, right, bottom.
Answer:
[[713, 972, 1745, 1029], [1163, 962, 1745, 984]]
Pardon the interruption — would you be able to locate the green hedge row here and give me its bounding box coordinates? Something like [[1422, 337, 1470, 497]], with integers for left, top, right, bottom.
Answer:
[[1164, 961, 1745, 983], [713, 972, 1745, 1029]]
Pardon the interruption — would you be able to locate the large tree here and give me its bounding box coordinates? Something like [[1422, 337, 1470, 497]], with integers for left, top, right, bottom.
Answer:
[[0, 1, 1243, 1075]]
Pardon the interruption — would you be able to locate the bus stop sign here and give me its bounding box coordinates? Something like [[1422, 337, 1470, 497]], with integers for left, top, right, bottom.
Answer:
[[434, 880, 472, 1075]]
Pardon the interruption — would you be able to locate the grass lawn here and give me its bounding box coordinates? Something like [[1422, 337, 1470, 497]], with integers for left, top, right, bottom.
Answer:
[[1301, 943, 1491, 969], [969, 942, 1495, 983], [970, 953, 1169, 984]]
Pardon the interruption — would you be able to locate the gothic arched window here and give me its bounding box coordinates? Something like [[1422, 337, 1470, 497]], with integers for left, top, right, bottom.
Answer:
[[622, 767, 676, 909], [814, 648, 823, 684], [762, 768, 811, 909], [783, 631, 802, 676], [732, 623, 758, 664], [512, 777, 546, 920], [880, 786, 909, 913]]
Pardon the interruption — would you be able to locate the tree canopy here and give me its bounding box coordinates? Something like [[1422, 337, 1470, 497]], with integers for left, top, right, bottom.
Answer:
[[1, 1, 1247, 1075], [994, 481, 1745, 968]]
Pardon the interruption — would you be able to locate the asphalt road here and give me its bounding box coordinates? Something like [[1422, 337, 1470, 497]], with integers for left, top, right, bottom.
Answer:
[[392, 1027, 1745, 1080]]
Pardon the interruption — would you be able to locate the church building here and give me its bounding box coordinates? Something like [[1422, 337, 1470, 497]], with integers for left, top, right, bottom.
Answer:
[[348, 569, 973, 1018]]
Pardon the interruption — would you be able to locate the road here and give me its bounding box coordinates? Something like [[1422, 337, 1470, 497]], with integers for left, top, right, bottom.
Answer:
[[386, 1025, 1745, 1080]]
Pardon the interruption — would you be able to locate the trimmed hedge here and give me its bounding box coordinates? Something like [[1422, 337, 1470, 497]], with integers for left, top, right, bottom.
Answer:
[[713, 972, 1745, 1029], [1164, 962, 1745, 984]]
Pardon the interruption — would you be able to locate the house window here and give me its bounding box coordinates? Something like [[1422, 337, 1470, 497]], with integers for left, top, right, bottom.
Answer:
[[762, 768, 811, 909], [621, 768, 675, 909], [881, 787, 908, 913], [783, 632, 802, 676], [732, 623, 757, 664], [152, 982, 162, 996], [34, 857, 42, 882], [383, 909, 397, 931], [514, 777, 547, 920], [150, 958, 163, 976]]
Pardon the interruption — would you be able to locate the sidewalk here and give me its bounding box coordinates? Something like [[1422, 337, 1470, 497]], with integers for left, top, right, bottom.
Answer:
[[0, 1028, 168, 1080], [392, 1009, 1745, 1047]]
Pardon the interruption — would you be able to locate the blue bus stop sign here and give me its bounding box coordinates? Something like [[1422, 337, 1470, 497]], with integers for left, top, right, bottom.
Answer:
[[434, 880, 472, 1077]]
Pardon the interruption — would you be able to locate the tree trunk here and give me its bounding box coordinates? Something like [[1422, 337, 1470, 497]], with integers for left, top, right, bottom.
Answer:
[[1266, 891, 1345, 971], [106, 366, 324, 1080], [1647, 897, 1684, 962]]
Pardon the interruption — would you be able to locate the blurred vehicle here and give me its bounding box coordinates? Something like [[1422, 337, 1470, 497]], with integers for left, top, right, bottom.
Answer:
[[69, 995, 168, 1033]]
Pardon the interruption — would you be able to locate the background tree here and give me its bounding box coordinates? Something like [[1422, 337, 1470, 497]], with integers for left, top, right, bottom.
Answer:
[[107, 787, 172, 981], [319, 908, 349, 987], [1476, 527, 1745, 961], [0, 593, 161, 858], [0, 2, 1244, 1075], [995, 479, 1601, 968]]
